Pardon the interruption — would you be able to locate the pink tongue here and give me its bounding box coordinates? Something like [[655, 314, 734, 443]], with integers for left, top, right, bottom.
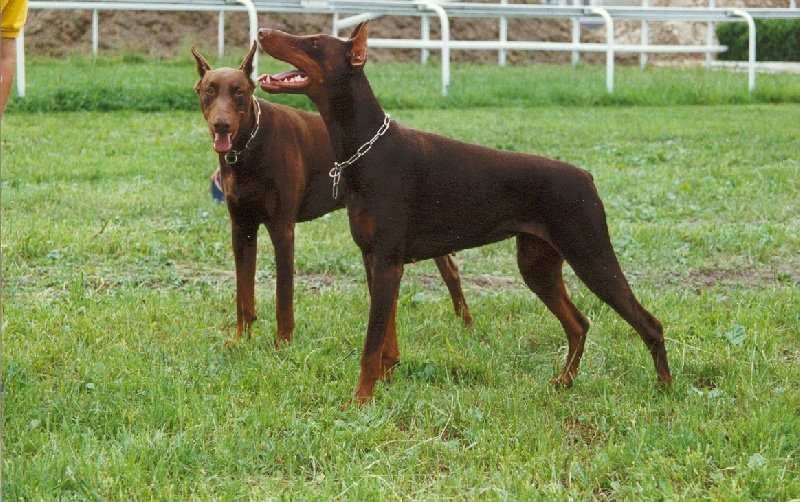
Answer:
[[214, 133, 232, 153]]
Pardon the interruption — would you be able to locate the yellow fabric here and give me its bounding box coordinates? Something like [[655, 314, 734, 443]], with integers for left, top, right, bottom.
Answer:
[[1, 0, 29, 38]]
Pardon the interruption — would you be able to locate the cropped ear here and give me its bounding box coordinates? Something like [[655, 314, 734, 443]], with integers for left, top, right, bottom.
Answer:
[[191, 46, 212, 78], [347, 21, 368, 68], [239, 40, 258, 79]]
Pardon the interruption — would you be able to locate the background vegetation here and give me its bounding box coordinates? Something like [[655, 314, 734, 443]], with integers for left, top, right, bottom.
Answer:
[[717, 19, 800, 62], [2, 57, 799, 499]]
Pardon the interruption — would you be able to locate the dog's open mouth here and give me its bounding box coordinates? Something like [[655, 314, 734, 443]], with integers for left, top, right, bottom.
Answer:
[[258, 69, 309, 92], [213, 132, 234, 153]]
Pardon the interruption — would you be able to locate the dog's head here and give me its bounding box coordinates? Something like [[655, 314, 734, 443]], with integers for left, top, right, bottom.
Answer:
[[256, 22, 369, 105], [192, 42, 257, 154]]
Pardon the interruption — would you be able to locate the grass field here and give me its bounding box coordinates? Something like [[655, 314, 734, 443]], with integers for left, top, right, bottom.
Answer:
[[2, 58, 799, 499], [7, 53, 800, 113]]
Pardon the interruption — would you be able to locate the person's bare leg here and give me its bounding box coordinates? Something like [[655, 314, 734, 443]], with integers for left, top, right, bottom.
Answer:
[[1, 37, 18, 118]]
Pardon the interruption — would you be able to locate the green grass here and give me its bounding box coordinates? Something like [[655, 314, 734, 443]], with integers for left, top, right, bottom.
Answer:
[[7, 53, 800, 113], [2, 58, 799, 498]]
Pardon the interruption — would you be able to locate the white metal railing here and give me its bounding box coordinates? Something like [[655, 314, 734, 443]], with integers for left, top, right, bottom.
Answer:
[[17, 1, 800, 97], [21, 0, 259, 81], [328, 2, 797, 95]]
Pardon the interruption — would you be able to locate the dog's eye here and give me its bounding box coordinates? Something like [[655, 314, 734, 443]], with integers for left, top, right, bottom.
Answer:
[[234, 88, 245, 97]]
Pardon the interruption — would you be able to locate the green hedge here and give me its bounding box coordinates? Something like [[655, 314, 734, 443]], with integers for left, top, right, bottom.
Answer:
[[717, 19, 800, 62]]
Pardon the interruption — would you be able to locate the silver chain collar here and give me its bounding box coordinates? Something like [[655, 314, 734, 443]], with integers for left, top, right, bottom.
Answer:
[[328, 114, 391, 199], [224, 96, 261, 165]]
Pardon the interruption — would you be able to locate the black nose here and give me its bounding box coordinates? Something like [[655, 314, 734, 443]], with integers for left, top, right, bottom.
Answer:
[[213, 121, 231, 134]]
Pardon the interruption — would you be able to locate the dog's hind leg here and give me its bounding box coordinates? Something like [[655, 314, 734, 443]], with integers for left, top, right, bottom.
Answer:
[[516, 234, 591, 387], [268, 222, 296, 347], [434, 255, 473, 326], [568, 251, 672, 386], [553, 213, 673, 386], [231, 221, 259, 346]]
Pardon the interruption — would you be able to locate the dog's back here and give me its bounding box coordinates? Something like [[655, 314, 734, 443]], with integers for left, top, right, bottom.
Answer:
[[350, 123, 602, 262]]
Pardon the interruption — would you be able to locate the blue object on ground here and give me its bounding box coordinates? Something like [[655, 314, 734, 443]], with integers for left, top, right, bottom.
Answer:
[[211, 176, 224, 202]]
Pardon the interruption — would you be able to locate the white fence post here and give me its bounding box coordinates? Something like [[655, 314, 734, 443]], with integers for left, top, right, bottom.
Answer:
[[587, 7, 614, 93], [499, 0, 507, 66], [421, 14, 430, 65], [15, 31, 25, 97], [420, 2, 450, 96], [707, 0, 716, 69], [731, 9, 756, 92], [236, 0, 258, 79], [572, 0, 580, 66], [218, 11, 225, 59], [92, 8, 98, 57], [641, 0, 648, 69]]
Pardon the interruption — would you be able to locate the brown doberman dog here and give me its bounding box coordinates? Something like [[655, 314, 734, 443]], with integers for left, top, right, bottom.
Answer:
[[192, 42, 472, 347], [257, 23, 673, 403]]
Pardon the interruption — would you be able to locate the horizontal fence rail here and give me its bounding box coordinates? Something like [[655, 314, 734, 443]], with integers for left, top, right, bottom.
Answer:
[[17, 1, 800, 97]]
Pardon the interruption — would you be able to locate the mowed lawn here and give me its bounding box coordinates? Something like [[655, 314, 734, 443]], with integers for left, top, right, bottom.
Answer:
[[2, 81, 799, 497]]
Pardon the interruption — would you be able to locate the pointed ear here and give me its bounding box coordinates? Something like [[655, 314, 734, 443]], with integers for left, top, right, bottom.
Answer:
[[347, 21, 368, 68], [192, 46, 212, 78], [239, 40, 258, 78]]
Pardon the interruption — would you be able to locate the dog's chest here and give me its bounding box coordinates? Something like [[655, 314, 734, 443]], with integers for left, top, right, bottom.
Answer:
[[225, 172, 280, 222], [347, 203, 375, 249]]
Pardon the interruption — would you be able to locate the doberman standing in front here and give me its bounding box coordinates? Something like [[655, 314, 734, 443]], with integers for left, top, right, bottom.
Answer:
[[257, 23, 673, 404], [192, 42, 472, 348]]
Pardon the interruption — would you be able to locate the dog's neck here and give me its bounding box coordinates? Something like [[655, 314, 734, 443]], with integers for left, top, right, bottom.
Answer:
[[221, 95, 263, 169], [233, 95, 260, 150], [314, 72, 387, 165]]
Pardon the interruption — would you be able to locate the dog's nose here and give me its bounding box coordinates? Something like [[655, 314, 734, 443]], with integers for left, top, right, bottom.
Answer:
[[258, 28, 273, 40], [213, 120, 231, 134]]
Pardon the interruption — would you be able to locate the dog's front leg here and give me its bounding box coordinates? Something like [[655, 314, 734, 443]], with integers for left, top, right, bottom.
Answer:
[[355, 257, 404, 405], [362, 253, 401, 383], [231, 221, 259, 346], [267, 222, 296, 347]]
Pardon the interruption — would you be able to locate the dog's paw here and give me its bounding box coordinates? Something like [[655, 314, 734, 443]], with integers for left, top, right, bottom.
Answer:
[[656, 374, 674, 391], [549, 376, 574, 389], [273, 332, 292, 350], [379, 360, 399, 384], [351, 394, 372, 408]]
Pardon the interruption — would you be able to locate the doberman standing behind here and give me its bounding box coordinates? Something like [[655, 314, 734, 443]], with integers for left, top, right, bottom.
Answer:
[[192, 42, 472, 348], [257, 23, 673, 403]]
